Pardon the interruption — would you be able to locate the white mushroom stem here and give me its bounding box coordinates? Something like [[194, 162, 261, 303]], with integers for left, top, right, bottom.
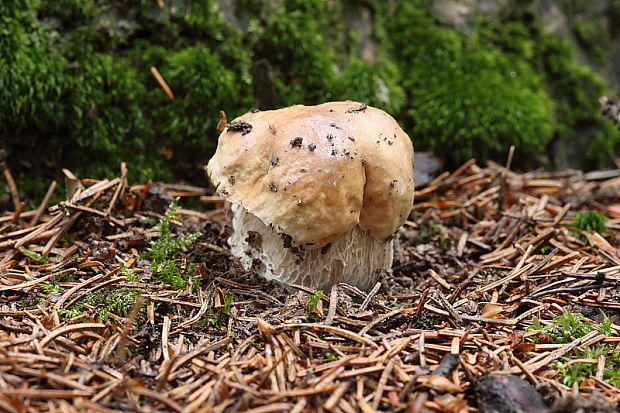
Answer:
[[228, 203, 393, 290]]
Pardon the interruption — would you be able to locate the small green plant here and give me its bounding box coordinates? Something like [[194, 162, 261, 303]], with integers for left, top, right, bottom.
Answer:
[[324, 352, 338, 361], [528, 307, 598, 343], [195, 294, 234, 329], [415, 220, 444, 245], [38, 283, 64, 295], [555, 344, 620, 387], [145, 198, 202, 289], [120, 262, 140, 283], [570, 210, 609, 243], [304, 290, 324, 322], [16, 299, 36, 309], [539, 245, 553, 254], [305, 291, 322, 314], [23, 274, 62, 294], [56, 307, 84, 319], [18, 246, 49, 264], [83, 287, 143, 321], [527, 307, 619, 387]]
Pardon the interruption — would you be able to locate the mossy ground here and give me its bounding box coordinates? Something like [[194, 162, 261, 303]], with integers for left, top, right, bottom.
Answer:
[[529, 308, 620, 387], [1, 0, 619, 205]]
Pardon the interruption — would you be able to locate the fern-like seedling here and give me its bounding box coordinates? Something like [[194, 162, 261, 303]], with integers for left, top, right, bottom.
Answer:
[[145, 198, 202, 289]]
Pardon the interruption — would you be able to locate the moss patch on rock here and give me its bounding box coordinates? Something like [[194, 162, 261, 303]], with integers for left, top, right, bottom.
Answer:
[[1, 0, 619, 203]]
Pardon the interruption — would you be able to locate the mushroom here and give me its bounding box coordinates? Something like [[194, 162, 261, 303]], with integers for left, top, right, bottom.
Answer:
[[207, 102, 414, 290]]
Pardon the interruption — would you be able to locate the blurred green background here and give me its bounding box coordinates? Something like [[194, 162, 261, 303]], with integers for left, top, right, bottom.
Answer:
[[2, 0, 620, 202]]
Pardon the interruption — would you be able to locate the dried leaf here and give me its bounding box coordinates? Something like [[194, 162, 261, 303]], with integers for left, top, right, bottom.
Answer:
[[481, 303, 504, 319]]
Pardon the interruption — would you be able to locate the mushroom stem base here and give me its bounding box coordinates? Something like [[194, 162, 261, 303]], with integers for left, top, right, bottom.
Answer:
[[229, 203, 392, 290]]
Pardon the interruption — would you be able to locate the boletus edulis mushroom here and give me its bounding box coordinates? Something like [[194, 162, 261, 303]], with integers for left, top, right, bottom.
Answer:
[[207, 102, 414, 290]]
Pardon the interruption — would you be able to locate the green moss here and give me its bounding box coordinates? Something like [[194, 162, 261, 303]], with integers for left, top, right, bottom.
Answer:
[[528, 308, 619, 387], [384, 1, 617, 167], [255, 3, 334, 106], [529, 307, 595, 343], [153, 46, 252, 148], [120, 262, 140, 283], [1, 0, 252, 199], [24, 274, 63, 295], [533, 25, 616, 167], [611, 0, 620, 36], [555, 344, 620, 387], [65, 56, 155, 178], [56, 306, 84, 319], [0, 0, 163, 195], [415, 220, 444, 245], [481, 5, 617, 168], [194, 294, 234, 329], [83, 287, 143, 321], [587, 122, 620, 168], [0, 5, 68, 134], [537, 35, 607, 129], [130, 0, 255, 160], [386, 2, 555, 164], [3, 0, 620, 192], [539, 245, 553, 254], [571, 210, 609, 242], [559, 0, 611, 65], [330, 58, 405, 114], [18, 246, 49, 264]]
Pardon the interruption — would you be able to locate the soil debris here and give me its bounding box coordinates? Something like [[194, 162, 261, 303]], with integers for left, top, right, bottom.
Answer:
[[1, 159, 619, 412], [346, 102, 368, 113], [225, 120, 253, 135]]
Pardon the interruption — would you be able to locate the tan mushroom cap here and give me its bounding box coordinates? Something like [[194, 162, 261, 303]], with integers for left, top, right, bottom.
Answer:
[[207, 101, 414, 248]]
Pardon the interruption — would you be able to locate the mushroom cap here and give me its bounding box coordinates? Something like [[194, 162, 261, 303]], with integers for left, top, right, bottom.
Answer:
[[207, 101, 414, 248]]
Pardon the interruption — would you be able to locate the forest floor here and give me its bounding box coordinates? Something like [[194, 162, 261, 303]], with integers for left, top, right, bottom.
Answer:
[[1, 160, 620, 412]]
